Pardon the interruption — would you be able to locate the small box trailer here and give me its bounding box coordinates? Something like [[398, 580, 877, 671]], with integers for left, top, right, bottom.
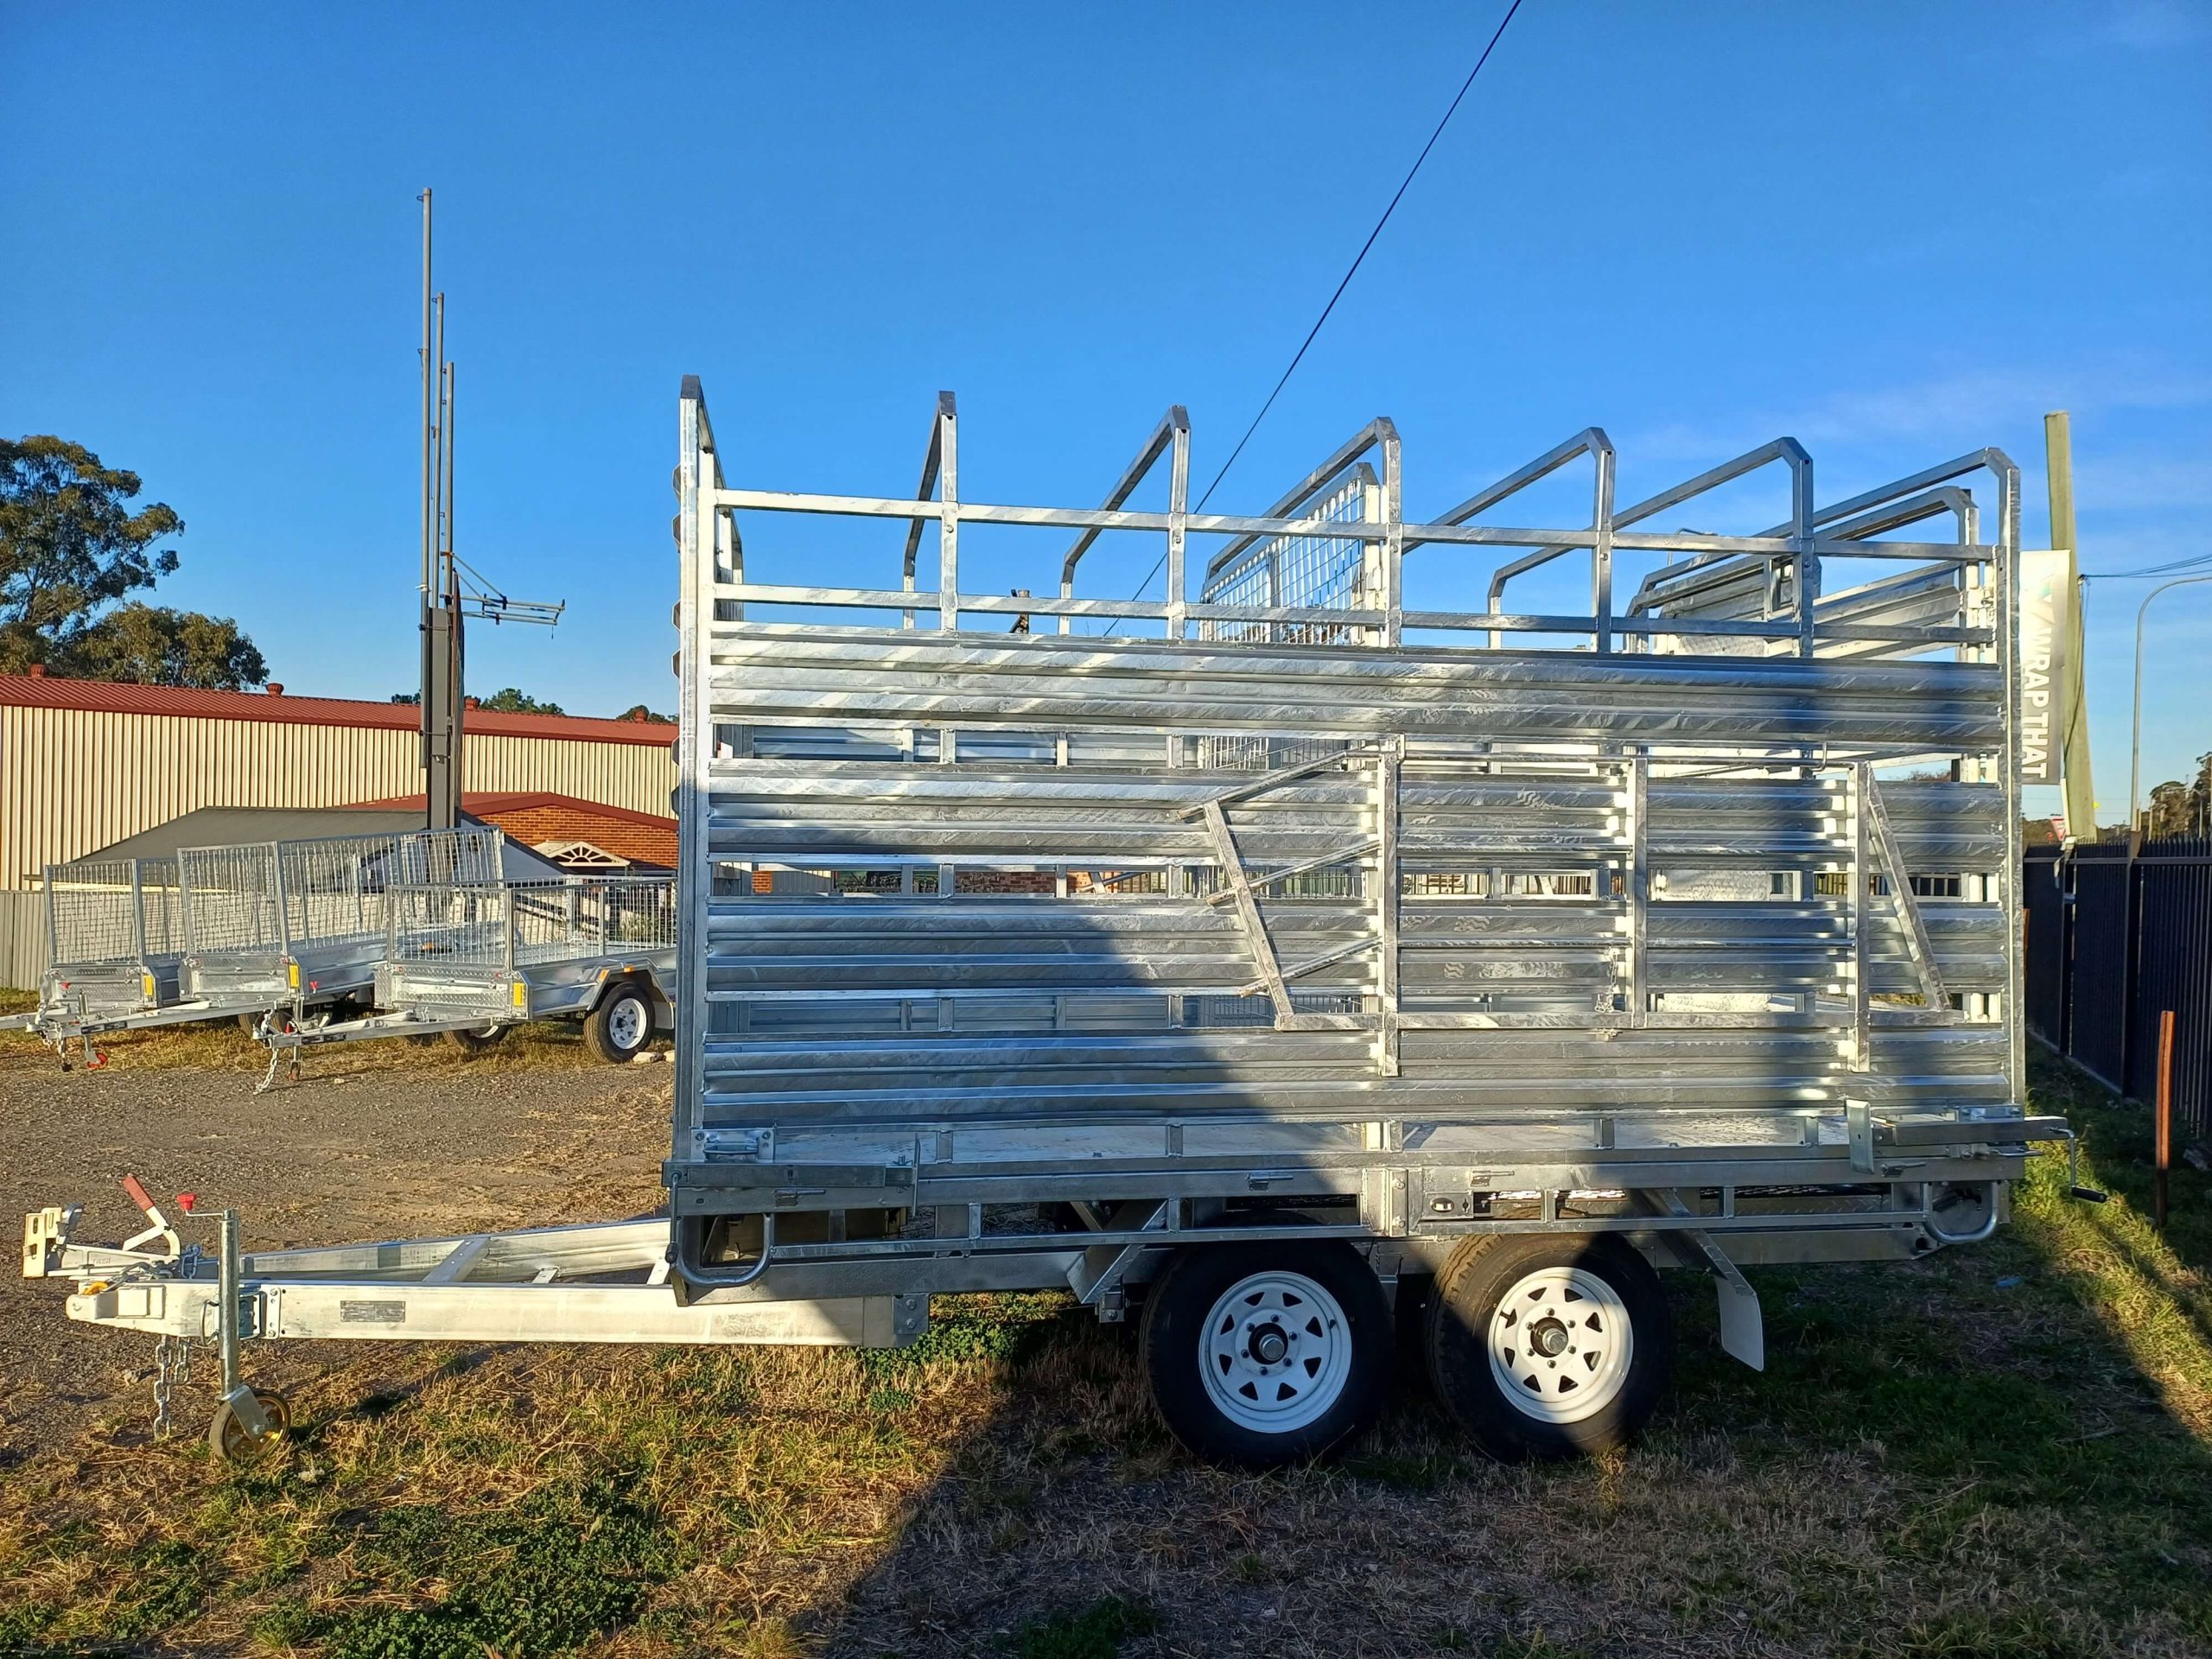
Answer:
[[26, 379, 2078, 1466], [253, 874, 679, 1083]]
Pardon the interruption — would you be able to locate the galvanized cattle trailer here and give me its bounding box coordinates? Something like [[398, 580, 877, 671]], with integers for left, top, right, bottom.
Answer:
[[27, 379, 2076, 1465]]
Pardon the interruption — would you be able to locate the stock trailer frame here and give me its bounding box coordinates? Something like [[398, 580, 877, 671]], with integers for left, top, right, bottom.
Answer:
[[29, 378, 2080, 1465]]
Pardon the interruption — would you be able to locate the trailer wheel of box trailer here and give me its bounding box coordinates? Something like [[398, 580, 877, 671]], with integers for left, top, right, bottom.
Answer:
[[584, 977, 656, 1063]]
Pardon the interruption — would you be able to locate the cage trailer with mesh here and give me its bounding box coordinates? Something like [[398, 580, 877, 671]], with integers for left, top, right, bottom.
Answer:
[[28, 379, 2081, 1467], [14, 830, 505, 1062], [253, 875, 679, 1083]]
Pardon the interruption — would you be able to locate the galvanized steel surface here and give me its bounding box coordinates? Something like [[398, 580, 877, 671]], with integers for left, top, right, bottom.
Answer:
[[669, 380, 2024, 1224]]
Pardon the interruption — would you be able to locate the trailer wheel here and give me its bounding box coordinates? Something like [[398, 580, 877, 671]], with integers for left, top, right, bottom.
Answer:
[[444, 1024, 507, 1054], [1424, 1233, 1671, 1462], [208, 1389, 289, 1461], [584, 982, 654, 1063], [1141, 1238, 1390, 1469]]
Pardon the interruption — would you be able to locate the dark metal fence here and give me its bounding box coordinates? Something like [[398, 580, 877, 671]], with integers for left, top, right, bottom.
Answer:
[[2024, 836, 2212, 1136]]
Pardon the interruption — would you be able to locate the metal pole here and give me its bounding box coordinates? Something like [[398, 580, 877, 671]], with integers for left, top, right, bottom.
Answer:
[[2044, 413, 2096, 842], [2154, 1007, 2174, 1230], [419, 190, 433, 601], [218, 1208, 242, 1393], [2129, 575, 2212, 834]]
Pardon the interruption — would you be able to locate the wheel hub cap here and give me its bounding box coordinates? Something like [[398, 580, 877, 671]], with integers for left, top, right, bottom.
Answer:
[[1486, 1264, 1635, 1425], [1198, 1269, 1354, 1434]]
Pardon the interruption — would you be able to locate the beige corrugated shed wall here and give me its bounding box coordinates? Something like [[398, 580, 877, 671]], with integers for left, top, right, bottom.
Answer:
[[0, 705, 675, 988]]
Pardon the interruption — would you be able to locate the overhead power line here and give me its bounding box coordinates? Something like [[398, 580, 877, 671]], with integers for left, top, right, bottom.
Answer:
[[2082, 551, 2212, 581], [1105, 0, 1525, 631]]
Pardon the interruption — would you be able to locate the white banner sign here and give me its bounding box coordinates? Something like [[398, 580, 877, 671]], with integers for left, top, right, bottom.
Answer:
[[2018, 549, 2076, 787]]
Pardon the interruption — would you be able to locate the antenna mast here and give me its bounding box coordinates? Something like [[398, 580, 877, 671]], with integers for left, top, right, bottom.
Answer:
[[415, 188, 564, 832]]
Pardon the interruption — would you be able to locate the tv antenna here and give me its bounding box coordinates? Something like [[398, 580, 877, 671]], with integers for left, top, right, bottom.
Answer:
[[417, 188, 564, 830]]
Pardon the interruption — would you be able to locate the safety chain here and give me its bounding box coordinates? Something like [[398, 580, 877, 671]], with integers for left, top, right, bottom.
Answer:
[[151, 1333, 194, 1440]]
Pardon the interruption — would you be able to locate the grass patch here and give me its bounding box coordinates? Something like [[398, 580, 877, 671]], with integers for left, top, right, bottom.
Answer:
[[1004, 1596, 1158, 1659], [289, 1478, 678, 1659]]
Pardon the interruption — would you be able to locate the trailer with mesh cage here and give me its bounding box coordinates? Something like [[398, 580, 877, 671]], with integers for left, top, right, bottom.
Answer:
[[10, 857, 188, 1038], [252, 875, 679, 1081], [15, 828, 504, 1058], [29, 379, 2085, 1468]]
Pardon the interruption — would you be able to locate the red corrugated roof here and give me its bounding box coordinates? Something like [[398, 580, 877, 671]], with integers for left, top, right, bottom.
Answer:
[[0, 673, 673, 747], [346, 791, 677, 830], [347, 792, 677, 869]]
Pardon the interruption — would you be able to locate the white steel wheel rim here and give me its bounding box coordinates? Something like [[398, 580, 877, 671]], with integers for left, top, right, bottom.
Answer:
[[1488, 1265, 1633, 1424], [1198, 1269, 1352, 1434], [607, 995, 647, 1050]]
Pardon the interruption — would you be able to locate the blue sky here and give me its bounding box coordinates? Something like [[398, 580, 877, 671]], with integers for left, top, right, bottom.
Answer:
[[4, 1, 2207, 817]]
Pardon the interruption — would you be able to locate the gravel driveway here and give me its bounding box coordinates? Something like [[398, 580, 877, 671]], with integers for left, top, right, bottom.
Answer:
[[0, 1049, 669, 1462]]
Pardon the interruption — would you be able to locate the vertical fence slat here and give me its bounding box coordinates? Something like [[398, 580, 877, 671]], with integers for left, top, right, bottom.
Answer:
[[2028, 835, 2211, 1138]]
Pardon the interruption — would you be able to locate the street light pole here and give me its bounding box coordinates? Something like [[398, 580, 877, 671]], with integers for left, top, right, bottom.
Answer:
[[2128, 573, 2212, 834]]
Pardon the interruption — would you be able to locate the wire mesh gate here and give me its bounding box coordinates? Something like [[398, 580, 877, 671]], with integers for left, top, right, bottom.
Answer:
[[177, 830, 505, 963], [386, 877, 678, 973], [43, 858, 184, 968]]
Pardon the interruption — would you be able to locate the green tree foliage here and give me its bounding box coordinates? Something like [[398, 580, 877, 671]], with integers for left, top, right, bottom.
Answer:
[[2145, 751, 2212, 838], [1, 435, 267, 688], [67, 601, 267, 690], [616, 703, 674, 723], [477, 686, 564, 715]]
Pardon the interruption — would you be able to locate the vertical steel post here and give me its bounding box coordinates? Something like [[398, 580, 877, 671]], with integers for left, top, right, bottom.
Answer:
[[129, 860, 147, 965], [1627, 753, 1649, 1026], [418, 190, 433, 605], [1849, 763, 1871, 1070], [1590, 444, 1616, 655], [2155, 1007, 2175, 1230], [1376, 739, 1402, 1076], [937, 399, 958, 632], [1791, 445, 1818, 656], [1992, 453, 2026, 1105], [1379, 422, 1403, 648], [1165, 421, 1189, 641], [218, 1207, 242, 1394], [672, 378, 717, 1171]]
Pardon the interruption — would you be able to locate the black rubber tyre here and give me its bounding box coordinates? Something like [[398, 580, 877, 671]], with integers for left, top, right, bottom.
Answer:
[[236, 1012, 264, 1035], [1141, 1237, 1392, 1470], [1424, 1232, 1672, 1463], [584, 980, 655, 1064], [444, 1023, 508, 1054]]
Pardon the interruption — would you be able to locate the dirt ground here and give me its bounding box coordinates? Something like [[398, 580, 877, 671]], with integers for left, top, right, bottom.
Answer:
[[0, 1046, 669, 1465]]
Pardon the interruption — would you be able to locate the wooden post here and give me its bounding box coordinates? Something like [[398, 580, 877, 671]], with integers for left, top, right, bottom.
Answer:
[[2155, 1007, 2175, 1231]]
